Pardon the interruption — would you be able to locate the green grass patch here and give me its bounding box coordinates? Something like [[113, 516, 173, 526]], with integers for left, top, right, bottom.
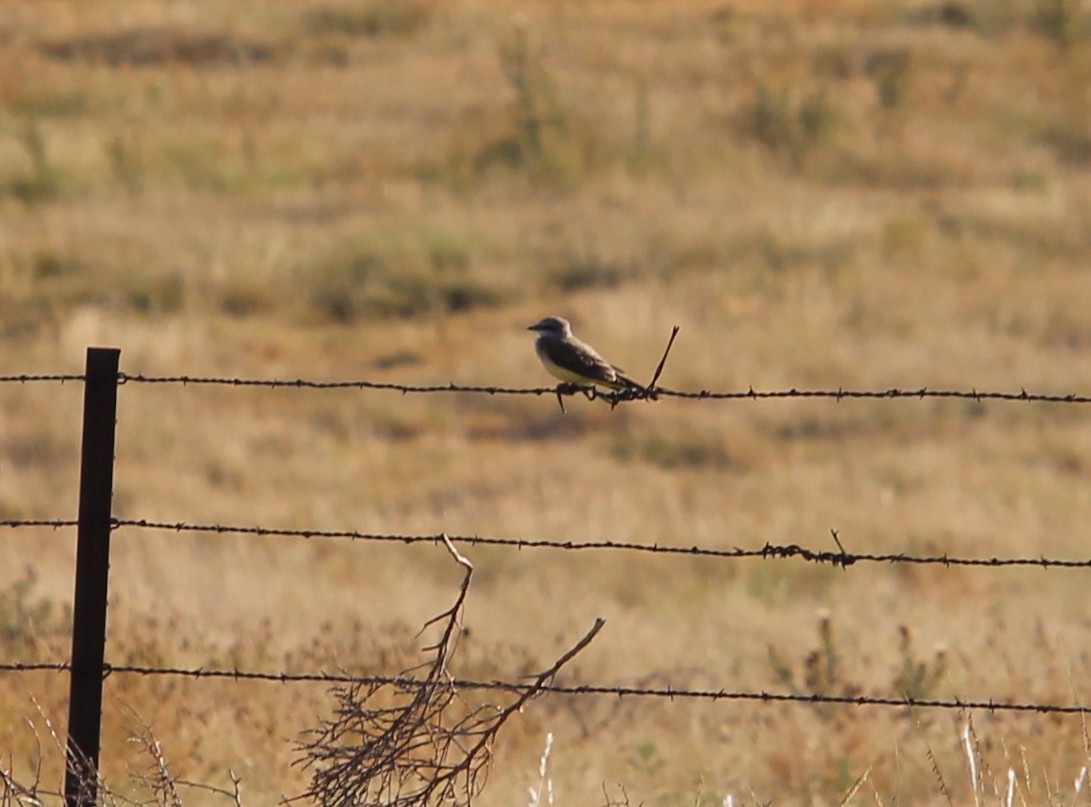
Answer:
[[303, 0, 433, 39], [304, 228, 511, 323]]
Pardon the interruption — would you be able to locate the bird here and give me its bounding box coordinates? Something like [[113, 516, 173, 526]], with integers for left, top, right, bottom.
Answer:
[[527, 316, 644, 392]]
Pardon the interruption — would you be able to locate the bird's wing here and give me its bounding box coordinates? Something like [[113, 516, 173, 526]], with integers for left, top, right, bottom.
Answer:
[[539, 337, 620, 385], [611, 368, 644, 389]]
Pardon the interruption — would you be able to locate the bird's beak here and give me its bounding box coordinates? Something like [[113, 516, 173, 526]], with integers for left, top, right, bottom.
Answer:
[[527, 324, 538, 331]]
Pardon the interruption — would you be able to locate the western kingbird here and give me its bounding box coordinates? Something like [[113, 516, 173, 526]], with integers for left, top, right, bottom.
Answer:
[[528, 316, 644, 391]]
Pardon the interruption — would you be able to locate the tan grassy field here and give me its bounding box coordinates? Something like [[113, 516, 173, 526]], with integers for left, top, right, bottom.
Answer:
[[3, 0, 1091, 804]]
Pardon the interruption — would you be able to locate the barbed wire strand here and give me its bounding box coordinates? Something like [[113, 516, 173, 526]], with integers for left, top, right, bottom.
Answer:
[[0, 519, 79, 530], [5, 518, 1089, 570], [117, 374, 1091, 404], [109, 519, 1091, 570], [0, 661, 1085, 715], [0, 374, 85, 384], [4, 370, 1089, 404]]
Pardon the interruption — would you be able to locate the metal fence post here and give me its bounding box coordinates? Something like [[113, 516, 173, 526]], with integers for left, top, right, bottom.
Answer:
[[64, 347, 120, 807]]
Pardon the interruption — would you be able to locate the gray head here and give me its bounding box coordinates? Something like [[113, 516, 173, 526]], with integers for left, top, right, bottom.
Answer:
[[527, 316, 573, 337]]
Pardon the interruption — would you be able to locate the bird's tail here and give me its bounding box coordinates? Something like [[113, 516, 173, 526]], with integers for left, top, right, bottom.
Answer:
[[613, 371, 649, 393]]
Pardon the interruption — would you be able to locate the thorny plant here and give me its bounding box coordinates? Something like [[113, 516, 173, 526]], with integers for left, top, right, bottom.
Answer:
[[126, 713, 244, 807], [1, 701, 245, 807], [0, 700, 100, 807], [768, 612, 947, 718], [292, 536, 604, 807]]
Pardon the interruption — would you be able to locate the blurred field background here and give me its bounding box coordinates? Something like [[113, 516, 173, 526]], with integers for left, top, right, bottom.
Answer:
[[3, 0, 1091, 804]]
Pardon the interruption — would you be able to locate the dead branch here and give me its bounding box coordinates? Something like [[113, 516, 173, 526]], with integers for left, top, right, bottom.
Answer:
[[604, 324, 678, 408], [172, 773, 244, 807], [292, 538, 604, 807], [649, 325, 680, 388], [0, 708, 89, 807], [2, 700, 246, 807], [125, 717, 184, 807], [0, 742, 46, 807]]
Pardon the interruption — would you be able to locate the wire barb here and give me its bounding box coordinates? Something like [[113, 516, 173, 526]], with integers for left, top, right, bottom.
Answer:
[[829, 529, 852, 569]]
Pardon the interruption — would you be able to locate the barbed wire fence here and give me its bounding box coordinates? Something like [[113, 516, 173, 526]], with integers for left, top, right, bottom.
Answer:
[[2, 348, 1090, 807]]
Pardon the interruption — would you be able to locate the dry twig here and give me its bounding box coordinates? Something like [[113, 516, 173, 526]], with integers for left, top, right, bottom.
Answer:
[[293, 536, 604, 807], [126, 717, 184, 807]]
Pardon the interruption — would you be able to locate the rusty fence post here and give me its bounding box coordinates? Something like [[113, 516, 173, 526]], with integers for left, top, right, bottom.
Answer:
[[64, 347, 120, 807]]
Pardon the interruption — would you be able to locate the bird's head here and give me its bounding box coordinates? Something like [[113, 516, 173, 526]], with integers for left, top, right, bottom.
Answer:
[[527, 316, 572, 336]]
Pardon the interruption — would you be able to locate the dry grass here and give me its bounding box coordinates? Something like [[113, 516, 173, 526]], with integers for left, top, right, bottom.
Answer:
[[3, 0, 1091, 804]]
